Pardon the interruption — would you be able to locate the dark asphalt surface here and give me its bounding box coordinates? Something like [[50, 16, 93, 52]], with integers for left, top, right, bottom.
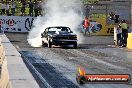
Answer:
[[5, 33, 132, 88]]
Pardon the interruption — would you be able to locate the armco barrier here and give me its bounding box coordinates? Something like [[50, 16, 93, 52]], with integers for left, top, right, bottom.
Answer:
[[0, 33, 39, 88]]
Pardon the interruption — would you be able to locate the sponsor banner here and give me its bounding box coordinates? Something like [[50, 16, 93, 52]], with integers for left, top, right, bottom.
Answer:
[[81, 18, 116, 35], [77, 74, 130, 84], [76, 67, 131, 84], [80, 20, 102, 34], [0, 16, 35, 32], [0, 16, 116, 35]]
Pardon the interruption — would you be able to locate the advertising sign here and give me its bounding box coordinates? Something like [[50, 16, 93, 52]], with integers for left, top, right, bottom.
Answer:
[[81, 18, 116, 35], [0, 16, 35, 32]]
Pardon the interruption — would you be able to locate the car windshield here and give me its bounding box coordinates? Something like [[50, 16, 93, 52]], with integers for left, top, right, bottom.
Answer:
[[48, 27, 71, 33]]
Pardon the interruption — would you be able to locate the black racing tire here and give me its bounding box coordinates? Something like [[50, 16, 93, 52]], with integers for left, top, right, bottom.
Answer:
[[42, 41, 45, 47], [73, 42, 77, 49], [42, 41, 48, 47], [48, 40, 52, 48]]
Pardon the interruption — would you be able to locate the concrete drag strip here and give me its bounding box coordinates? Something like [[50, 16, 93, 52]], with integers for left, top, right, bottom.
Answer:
[[72, 49, 127, 70], [20, 51, 52, 88], [20, 51, 79, 88], [36, 48, 132, 88], [5, 33, 132, 88]]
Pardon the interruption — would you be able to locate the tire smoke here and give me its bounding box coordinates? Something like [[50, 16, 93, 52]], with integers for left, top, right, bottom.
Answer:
[[28, 0, 84, 47]]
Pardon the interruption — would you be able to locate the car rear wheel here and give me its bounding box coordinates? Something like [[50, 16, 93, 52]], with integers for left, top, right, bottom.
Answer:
[[48, 40, 52, 48]]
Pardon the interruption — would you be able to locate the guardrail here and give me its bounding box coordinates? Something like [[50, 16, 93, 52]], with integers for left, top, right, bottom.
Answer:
[[0, 33, 40, 88]]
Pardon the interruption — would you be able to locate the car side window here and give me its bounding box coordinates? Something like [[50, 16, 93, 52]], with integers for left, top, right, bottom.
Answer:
[[61, 27, 71, 32]]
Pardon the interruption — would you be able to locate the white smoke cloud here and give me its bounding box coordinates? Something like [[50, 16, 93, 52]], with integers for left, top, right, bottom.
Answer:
[[28, 0, 84, 47]]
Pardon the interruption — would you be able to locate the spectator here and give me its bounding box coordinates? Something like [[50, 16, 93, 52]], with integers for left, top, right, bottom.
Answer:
[[1, 2, 5, 15], [5, 2, 9, 16], [37, 1, 42, 16], [21, 1, 26, 16], [34, 0, 39, 17], [11, 1, 16, 16], [114, 14, 120, 23], [109, 12, 115, 20], [29, 0, 34, 16], [82, 17, 90, 36], [120, 20, 128, 47], [109, 12, 115, 24], [116, 25, 122, 46]]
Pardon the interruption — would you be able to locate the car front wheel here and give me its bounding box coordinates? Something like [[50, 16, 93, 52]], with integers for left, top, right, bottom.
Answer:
[[42, 41, 45, 47], [73, 42, 77, 49], [48, 40, 52, 48]]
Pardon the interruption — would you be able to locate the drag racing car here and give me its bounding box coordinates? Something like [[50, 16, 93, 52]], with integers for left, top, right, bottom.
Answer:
[[41, 26, 77, 48]]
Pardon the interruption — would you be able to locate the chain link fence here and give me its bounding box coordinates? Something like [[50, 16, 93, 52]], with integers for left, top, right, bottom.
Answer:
[[83, 1, 132, 26]]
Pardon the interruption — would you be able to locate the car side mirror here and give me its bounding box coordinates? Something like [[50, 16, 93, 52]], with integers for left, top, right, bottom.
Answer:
[[70, 31, 73, 33], [41, 33, 44, 37]]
